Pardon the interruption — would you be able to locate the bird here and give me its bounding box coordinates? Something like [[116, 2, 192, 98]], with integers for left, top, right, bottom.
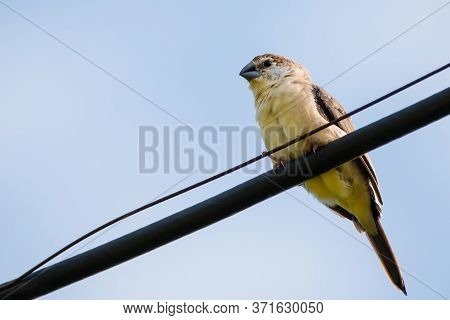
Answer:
[[239, 53, 406, 295]]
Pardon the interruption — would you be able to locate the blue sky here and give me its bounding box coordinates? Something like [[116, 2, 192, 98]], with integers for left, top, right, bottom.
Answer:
[[0, 0, 449, 299]]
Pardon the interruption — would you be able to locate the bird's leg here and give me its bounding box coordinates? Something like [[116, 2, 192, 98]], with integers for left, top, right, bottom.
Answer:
[[311, 144, 320, 154], [262, 151, 286, 174]]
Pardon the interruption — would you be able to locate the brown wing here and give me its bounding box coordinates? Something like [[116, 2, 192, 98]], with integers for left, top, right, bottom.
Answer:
[[327, 204, 366, 233], [312, 85, 383, 206]]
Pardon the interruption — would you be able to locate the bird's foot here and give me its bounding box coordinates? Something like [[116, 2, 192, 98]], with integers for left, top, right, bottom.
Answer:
[[273, 161, 286, 174], [262, 151, 286, 174]]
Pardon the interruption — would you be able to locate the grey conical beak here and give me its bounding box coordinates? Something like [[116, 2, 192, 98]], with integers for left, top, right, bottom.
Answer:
[[239, 61, 261, 81]]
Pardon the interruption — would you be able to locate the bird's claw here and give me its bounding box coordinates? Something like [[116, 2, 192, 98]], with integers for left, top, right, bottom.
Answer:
[[262, 151, 286, 174], [272, 160, 286, 174]]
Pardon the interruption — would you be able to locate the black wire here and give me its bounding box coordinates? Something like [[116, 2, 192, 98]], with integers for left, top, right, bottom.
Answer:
[[3, 62, 448, 290]]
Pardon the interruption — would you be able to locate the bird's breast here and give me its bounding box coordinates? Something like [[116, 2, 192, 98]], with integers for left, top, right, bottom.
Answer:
[[255, 82, 323, 157]]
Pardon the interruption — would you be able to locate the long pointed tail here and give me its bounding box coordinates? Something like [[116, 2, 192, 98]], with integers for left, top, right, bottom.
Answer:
[[366, 220, 407, 295]]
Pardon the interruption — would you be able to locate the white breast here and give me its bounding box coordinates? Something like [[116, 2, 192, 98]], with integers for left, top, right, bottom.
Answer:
[[255, 81, 314, 161], [255, 80, 331, 161]]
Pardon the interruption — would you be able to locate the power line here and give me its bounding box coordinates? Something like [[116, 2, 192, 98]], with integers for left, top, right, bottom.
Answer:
[[322, 1, 449, 86], [0, 88, 449, 299], [0, 0, 188, 126], [263, 176, 448, 299], [2, 1, 446, 127], [1, 63, 448, 292]]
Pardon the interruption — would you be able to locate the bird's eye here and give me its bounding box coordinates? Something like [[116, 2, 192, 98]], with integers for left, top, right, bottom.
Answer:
[[263, 60, 272, 68]]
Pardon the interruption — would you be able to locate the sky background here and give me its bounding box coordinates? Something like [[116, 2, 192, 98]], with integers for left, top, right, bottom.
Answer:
[[0, 0, 449, 299]]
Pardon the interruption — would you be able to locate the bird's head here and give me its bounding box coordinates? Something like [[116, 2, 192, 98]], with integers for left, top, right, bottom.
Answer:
[[239, 54, 310, 92]]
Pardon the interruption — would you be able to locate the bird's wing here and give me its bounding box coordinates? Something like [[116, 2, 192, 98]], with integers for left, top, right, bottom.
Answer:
[[312, 85, 383, 206]]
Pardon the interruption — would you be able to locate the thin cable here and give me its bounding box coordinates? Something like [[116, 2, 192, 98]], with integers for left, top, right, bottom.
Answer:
[[2, 62, 448, 290], [0, 1, 188, 126], [3, 1, 446, 128], [265, 63, 449, 157], [262, 175, 448, 299], [0, 171, 198, 299], [322, 1, 449, 86]]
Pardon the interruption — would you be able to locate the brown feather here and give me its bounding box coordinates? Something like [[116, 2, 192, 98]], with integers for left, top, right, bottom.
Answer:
[[312, 86, 383, 207], [313, 86, 405, 293], [367, 220, 407, 295]]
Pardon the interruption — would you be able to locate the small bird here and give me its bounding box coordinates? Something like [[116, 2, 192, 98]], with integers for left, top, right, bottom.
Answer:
[[240, 53, 406, 294]]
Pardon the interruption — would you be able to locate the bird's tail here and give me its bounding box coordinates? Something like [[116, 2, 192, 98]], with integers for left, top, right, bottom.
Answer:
[[366, 220, 407, 295]]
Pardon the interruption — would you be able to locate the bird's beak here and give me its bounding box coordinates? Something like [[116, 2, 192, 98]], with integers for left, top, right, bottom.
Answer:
[[239, 61, 261, 81]]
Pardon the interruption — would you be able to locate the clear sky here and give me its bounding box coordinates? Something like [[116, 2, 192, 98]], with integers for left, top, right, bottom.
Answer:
[[0, 0, 449, 299]]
